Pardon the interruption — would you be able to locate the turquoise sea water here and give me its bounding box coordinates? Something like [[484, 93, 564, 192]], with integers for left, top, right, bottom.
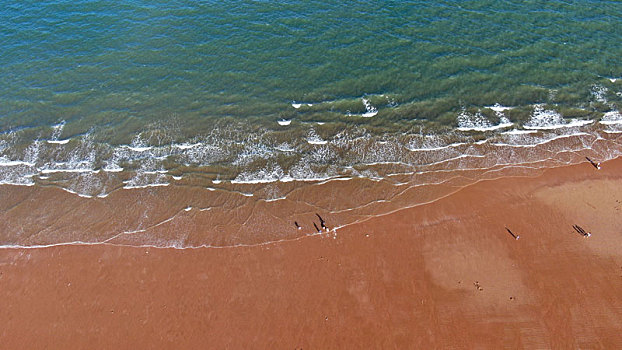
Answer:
[[2, 1, 621, 128], [1, 0, 621, 191]]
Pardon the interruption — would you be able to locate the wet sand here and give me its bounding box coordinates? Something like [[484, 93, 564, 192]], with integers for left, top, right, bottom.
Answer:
[[2, 158, 622, 348]]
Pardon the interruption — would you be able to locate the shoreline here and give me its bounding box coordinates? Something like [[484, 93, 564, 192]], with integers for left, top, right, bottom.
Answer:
[[0, 157, 612, 251], [2, 146, 621, 249], [1, 157, 622, 347]]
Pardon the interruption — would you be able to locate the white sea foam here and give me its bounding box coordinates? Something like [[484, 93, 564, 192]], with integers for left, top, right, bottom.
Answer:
[[523, 104, 592, 129], [174, 143, 201, 150], [361, 111, 378, 118], [275, 143, 295, 152], [599, 110, 622, 125], [231, 161, 340, 184], [40, 167, 97, 174], [524, 118, 593, 129], [123, 182, 170, 189], [361, 98, 378, 118], [122, 145, 152, 152], [458, 120, 513, 131], [0, 175, 35, 186], [48, 121, 66, 144], [406, 142, 466, 152], [0, 159, 35, 167], [0, 105, 618, 212], [233, 142, 274, 166], [289, 175, 334, 183], [288, 162, 335, 183], [492, 133, 590, 148], [60, 187, 94, 198], [406, 145, 450, 151], [103, 166, 123, 172], [307, 129, 328, 145], [523, 105, 563, 129], [591, 84, 609, 103], [231, 178, 279, 185], [314, 176, 352, 186], [485, 104, 514, 112], [279, 175, 294, 182], [307, 139, 328, 145], [426, 154, 486, 166], [457, 110, 513, 131], [47, 139, 71, 144], [363, 160, 412, 167], [502, 129, 538, 135], [21, 140, 41, 166], [123, 167, 169, 189], [232, 165, 284, 184], [264, 196, 287, 202], [566, 119, 593, 127]]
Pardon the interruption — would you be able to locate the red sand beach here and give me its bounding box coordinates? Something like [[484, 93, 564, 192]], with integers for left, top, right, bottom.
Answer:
[[2, 158, 622, 348]]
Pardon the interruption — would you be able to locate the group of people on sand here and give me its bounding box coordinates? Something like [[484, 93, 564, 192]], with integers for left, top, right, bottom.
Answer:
[[295, 213, 328, 233]]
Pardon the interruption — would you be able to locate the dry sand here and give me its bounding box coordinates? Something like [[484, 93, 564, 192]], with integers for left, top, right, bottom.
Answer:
[[1, 158, 622, 348]]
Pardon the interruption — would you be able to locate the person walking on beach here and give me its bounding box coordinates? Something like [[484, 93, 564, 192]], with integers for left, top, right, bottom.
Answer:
[[586, 157, 601, 170], [316, 213, 327, 230]]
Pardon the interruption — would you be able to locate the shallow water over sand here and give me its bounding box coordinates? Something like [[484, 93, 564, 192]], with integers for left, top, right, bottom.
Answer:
[[1, 127, 621, 248]]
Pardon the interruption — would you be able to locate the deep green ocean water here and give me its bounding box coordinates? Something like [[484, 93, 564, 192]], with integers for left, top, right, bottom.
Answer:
[[1, 0, 621, 191]]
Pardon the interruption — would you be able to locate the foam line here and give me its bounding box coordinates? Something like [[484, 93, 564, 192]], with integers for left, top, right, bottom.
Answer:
[[0, 160, 35, 167], [47, 139, 70, 144], [1, 155, 618, 251]]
